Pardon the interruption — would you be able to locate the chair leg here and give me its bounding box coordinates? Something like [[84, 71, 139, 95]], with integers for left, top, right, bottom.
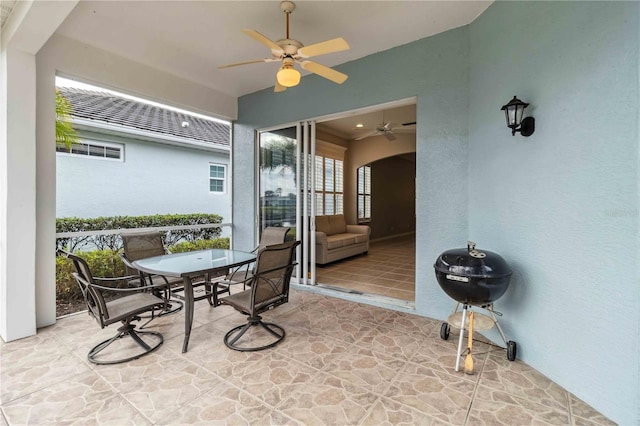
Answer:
[[223, 315, 285, 352], [88, 322, 163, 365]]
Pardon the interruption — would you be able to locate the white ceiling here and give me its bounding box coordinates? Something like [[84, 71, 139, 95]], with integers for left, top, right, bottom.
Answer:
[[55, 1, 492, 99]]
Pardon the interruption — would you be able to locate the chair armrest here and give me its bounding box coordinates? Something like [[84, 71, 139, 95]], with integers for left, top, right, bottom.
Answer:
[[346, 225, 370, 236], [119, 253, 137, 270], [315, 232, 328, 247], [91, 276, 172, 293]]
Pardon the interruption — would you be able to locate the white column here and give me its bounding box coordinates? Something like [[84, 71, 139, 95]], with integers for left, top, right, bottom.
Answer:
[[0, 0, 78, 341], [0, 47, 38, 341]]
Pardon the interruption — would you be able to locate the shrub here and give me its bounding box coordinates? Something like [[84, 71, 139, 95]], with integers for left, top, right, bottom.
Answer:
[[56, 238, 229, 312], [168, 237, 230, 253], [56, 213, 224, 251], [56, 249, 129, 304]]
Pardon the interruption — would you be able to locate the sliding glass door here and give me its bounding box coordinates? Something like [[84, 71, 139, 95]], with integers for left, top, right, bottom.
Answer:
[[258, 122, 317, 285]]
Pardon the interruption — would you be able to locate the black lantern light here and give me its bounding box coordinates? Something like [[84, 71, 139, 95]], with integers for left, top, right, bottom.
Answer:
[[501, 96, 535, 137]]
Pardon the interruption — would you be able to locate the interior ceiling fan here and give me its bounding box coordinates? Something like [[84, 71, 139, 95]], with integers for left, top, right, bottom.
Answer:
[[218, 1, 350, 92], [354, 114, 416, 142]]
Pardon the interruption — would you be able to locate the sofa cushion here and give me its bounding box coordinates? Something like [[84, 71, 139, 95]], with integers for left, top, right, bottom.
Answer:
[[328, 214, 347, 236], [354, 234, 368, 244], [316, 215, 331, 235], [326, 234, 356, 249]]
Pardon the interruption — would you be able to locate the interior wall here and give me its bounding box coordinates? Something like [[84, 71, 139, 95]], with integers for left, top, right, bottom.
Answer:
[[468, 2, 639, 424], [370, 155, 416, 240], [345, 132, 416, 225]]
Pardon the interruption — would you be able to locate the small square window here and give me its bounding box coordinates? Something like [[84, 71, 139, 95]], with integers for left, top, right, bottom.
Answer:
[[209, 164, 226, 193]]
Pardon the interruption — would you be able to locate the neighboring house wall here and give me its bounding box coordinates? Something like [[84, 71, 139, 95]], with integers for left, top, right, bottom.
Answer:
[[56, 129, 231, 221], [234, 2, 639, 424]]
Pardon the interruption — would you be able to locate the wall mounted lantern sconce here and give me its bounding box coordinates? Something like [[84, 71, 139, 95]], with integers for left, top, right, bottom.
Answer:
[[501, 96, 535, 136]]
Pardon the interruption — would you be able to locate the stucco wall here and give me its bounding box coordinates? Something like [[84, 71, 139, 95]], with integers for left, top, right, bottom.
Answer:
[[234, 24, 470, 318], [234, 2, 639, 423], [56, 130, 231, 221], [468, 2, 639, 423]]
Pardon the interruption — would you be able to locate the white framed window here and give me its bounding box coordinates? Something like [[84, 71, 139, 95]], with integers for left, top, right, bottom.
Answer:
[[357, 165, 371, 222], [312, 155, 343, 215], [209, 163, 226, 194], [56, 140, 123, 161]]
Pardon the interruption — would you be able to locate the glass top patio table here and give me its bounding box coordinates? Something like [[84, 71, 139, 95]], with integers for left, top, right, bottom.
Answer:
[[132, 249, 256, 352], [132, 248, 256, 278]]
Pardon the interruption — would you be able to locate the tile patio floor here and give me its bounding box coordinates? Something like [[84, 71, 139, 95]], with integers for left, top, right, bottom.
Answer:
[[0, 288, 614, 425]]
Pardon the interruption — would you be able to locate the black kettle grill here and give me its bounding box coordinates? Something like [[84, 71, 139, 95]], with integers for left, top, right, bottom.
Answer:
[[434, 241, 517, 368]]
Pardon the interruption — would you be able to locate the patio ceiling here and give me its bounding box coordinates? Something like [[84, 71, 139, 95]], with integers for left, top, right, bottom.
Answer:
[[54, 1, 492, 98]]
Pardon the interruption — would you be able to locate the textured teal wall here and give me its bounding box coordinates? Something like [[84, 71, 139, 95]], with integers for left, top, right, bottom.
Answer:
[[468, 2, 639, 424], [234, 26, 471, 307], [234, 2, 639, 423]]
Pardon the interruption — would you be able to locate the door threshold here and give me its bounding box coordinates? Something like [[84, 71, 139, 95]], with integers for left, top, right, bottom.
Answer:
[[291, 282, 416, 313]]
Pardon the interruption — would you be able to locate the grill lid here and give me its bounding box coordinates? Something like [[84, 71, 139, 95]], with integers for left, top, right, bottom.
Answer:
[[433, 241, 512, 279]]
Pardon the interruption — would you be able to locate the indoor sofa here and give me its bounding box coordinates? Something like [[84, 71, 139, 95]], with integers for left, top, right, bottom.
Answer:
[[315, 214, 370, 265]]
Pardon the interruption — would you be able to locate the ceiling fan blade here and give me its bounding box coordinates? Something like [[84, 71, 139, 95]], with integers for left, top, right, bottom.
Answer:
[[218, 58, 279, 69], [403, 121, 417, 126], [297, 37, 350, 59], [299, 61, 348, 84], [354, 130, 380, 141], [384, 131, 397, 141], [274, 79, 287, 93], [242, 29, 284, 56]]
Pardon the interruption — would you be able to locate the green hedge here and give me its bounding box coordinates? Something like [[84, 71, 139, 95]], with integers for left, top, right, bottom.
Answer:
[[56, 213, 223, 251], [56, 237, 230, 307]]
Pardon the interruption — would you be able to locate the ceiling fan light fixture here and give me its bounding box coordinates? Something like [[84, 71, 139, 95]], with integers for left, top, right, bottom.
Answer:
[[277, 59, 300, 87]]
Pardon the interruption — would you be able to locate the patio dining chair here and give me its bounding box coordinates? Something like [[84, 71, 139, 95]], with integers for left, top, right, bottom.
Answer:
[[59, 250, 166, 365], [120, 230, 228, 307], [220, 226, 291, 290], [216, 240, 300, 351]]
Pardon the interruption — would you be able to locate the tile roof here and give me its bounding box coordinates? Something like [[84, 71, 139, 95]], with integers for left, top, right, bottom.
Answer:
[[57, 87, 230, 146]]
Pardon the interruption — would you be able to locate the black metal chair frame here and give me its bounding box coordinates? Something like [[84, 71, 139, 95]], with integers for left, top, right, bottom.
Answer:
[[60, 250, 168, 365], [120, 231, 229, 309], [219, 226, 291, 290], [217, 240, 300, 352]]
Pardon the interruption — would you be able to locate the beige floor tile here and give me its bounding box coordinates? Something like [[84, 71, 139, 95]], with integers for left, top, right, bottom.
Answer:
[[384, 362, 475, 424], [379, 311, 440, 337], [0, 285, 615, 426], [276, 328, 352, 371], [466, 384, 570, 425], [569, 394, 617, 426], [480, 353, 570, 412], [1, 371, 151, 425], [324, 346, 405, 394], [95, 349, 222, 423], [360, 397, 450, 426], [0, 334, 92, 405], [157, 385, 302, 425], [277, 371, 378, 425]]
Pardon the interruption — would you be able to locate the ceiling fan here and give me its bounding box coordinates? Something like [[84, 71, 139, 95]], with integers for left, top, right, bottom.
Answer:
[[354, 116, 416, 142], [218, 1, 350, 92]]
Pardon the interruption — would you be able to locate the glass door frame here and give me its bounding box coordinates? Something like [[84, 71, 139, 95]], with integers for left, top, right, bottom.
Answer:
[[256, 121, 317, 285]]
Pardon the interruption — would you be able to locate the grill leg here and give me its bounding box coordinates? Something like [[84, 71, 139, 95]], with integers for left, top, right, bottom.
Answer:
[[455, 305, 468, 372]]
